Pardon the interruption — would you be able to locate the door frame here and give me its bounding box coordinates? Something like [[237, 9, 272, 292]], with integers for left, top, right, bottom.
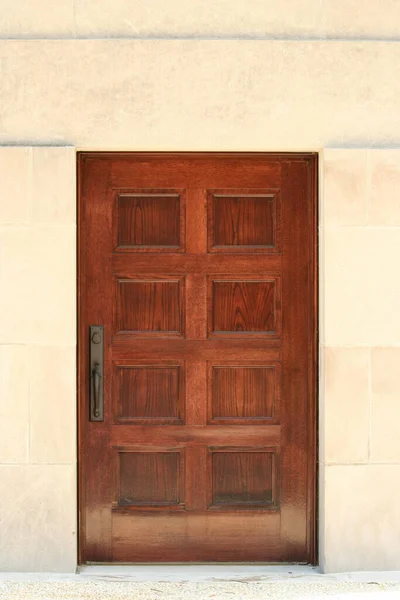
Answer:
[[77, 151, 318, 565]]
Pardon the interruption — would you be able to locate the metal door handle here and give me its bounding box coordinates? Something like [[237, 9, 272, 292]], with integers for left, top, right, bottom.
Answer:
[[92, 363, 101, 418], [90, 326, 104, 421]]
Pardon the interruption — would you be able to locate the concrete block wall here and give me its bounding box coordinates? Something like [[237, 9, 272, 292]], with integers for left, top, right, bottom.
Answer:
[[321, 149, 400, 571], [0, 41, 399, 150], [0, 0, 399, 39], [0, 147, 77, 571]]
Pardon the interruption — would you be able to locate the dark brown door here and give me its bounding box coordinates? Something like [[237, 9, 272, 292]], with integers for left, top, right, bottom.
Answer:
[[78, 152, 317, 563]]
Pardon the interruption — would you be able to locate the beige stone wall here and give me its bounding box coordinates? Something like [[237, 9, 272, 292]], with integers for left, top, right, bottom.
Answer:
[[0, 0, 399, 38], [321, 149, 400, 571], [0, 147, 77, 571], [0, 41, 400, 149], [0, 35, 399, 572]]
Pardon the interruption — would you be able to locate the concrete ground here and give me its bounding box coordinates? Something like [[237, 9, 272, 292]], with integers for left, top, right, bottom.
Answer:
[[1, 567, 400, 600]]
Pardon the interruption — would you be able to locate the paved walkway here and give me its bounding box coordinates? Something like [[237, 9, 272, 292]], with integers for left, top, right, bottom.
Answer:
[[1, 567, 400, 600], [1, 581, 400, 600]]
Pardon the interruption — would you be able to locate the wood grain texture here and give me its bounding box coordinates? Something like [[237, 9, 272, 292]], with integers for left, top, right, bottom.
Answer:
[[118, 451, 181, 506], [113, 253, 282, 276], [211, 279, 278, 335], [78, 152, 317, 564], [110, 425, 281, 447], [210, 450, 275, 507], [112, 338, 281, 362], [108, 154, 282, 188], [211, 366, 276, 421], [208, 191, 277, 250], [112, 511, 283, 562], [78, 157, 114, 562], [116, 365, 181, 422], [117, 193, 181, 248], [185, 361, 207, 426], [279, 159, 316, 562], [116, 278, 183, 335]]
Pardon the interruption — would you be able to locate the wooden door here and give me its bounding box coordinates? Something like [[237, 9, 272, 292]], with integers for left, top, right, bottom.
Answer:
[[78, 152, 317, 563]]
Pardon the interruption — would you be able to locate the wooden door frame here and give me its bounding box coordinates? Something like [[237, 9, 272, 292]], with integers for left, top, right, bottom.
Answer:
[[77, 151, 318, 565]]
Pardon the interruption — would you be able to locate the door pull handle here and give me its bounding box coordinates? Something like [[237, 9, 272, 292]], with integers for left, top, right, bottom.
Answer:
[[90, 326, 104, 421], [92, 363, 101, 418]]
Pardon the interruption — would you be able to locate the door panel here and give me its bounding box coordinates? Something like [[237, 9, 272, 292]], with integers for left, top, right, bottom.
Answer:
[[78, 152, 317, 563]]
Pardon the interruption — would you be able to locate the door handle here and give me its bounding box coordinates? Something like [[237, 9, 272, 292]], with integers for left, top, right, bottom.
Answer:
[[92, 363, 101, 418], [90, 326, 104, 421]]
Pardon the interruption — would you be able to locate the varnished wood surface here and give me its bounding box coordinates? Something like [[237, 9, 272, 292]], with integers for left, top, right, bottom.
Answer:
[[112, 512, 283, 562], [116, 365, 182, 421], [118, 451, 181, 506], [117, 193, 181, 248], [211, 450, 275, 506], [78, 152, 317, 564], [211, 279, 277, 334], [211, 365, 277, 420], [113, 253, 282, 274], [208, 189, 280, 251], [116, 278, 183, 334], [110, 425, 281, 446]]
